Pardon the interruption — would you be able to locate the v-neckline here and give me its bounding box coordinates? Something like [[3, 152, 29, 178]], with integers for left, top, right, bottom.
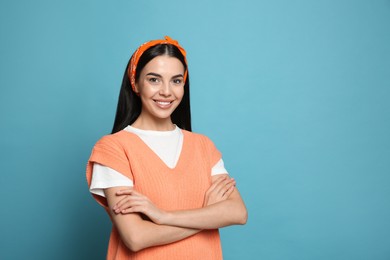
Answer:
[[121, 128, 188, 172]]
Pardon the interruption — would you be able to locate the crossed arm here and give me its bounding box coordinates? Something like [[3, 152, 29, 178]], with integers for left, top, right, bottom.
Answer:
[[104, 174, 247, 252]]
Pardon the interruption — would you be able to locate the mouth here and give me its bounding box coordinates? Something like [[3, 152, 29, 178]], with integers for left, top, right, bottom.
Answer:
[[154, 100, 174, 108]]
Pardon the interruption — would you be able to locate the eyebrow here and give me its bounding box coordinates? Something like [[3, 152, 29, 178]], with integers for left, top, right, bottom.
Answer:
[[145, 72, 184, 78]]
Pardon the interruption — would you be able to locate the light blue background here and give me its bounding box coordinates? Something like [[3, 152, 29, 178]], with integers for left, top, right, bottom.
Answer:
[[1, 0, 389, 259]]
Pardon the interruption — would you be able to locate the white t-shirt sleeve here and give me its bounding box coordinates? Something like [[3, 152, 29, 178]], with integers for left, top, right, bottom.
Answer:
[[90, 163, 133, 197], [211, 159, 229, 176]]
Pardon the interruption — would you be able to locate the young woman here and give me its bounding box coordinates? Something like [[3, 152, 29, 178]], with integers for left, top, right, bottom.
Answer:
[[86, 36, 247, 259]]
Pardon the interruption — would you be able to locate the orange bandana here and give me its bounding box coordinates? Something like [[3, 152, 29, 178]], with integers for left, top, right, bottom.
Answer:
[[128, 36, 188, 92]]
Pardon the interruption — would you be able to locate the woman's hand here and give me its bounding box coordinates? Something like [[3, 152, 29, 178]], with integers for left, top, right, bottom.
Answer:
[[113, 189, 167, 225], [203, 175, 236, 207]]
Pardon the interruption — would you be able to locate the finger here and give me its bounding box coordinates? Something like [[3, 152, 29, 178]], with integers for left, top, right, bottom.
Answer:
[[115, 195, 133, 207], [114, 196, 127, 208], [113, 196, 132, 212], [207, 176, 228, 192], [118, 203, 141, 214], [214, 178, 235, 195], [221, 179, 236, 195], [221, 178, 235, 191], [120, 199, 150, 214], [116, 188, 134, 195], [224, 178, 236, 189], [116, 195, 149, 210], [121, 205, 144, 214], [222, 185, 235, 199], [115, 199, 144, 214], [211, 175, 228, 184], [116, 193, 145, 207], [114, 194, 141, 211], [114, 195, 132, 210]]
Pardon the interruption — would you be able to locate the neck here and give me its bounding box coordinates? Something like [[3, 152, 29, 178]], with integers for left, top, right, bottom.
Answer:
[[131, 115, 175, 131]]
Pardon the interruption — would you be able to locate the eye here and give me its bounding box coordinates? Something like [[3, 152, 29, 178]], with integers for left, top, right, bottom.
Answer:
[[172, 78, 183, 85], [148, 77, 160, 83]]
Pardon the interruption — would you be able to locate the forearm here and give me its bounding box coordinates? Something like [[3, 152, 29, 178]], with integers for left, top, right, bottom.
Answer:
[[105, 187, 200, 252], [116, 213, 200, 252], [161, 189, 248, 229]]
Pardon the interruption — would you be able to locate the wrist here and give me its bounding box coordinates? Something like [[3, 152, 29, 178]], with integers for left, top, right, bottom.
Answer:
[[160, 211, 174, 225]]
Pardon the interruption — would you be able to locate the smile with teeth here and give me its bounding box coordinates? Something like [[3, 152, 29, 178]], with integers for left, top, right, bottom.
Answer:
[[154, 100, 173, 108]]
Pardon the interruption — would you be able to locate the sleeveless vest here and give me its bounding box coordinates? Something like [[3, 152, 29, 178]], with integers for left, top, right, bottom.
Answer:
[[86, 130, 223, 259]]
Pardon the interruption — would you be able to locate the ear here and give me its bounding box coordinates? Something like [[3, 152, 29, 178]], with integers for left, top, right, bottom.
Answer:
[[133, 83, 140, 94]]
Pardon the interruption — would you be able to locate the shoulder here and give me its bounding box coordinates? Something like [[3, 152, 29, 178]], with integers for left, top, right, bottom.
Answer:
[[182, 129, 208, 140], [182, 130, 222, 163], [182, 130, 216, 147], [93, 130, 137, 151]]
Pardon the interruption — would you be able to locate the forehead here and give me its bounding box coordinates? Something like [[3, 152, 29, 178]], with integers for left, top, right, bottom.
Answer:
[[141, 55, 185, 75]]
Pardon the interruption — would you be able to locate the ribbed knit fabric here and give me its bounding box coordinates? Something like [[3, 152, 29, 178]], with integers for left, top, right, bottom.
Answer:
[[86, 130, 223, 260]]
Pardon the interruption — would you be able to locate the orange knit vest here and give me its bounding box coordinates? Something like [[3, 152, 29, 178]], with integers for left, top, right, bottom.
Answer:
[[86, 130, 223, 260]]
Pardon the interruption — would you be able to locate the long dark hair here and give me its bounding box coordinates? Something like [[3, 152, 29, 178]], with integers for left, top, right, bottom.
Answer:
[[111, 44, 191, 134]]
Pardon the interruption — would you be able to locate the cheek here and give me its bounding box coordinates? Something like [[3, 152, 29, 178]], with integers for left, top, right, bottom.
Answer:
[[176, 87, 185, 100], [139, 83, 157, 96]]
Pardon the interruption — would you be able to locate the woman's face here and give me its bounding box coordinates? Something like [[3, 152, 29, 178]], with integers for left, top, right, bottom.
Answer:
[[135, 55, 185, 124]]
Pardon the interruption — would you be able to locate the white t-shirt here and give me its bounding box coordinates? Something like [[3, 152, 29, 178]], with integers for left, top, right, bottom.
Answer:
[[90, 126, 228, 197]]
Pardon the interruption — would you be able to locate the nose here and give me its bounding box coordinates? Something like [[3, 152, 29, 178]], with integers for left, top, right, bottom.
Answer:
[[159, 82, 172, 96]]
